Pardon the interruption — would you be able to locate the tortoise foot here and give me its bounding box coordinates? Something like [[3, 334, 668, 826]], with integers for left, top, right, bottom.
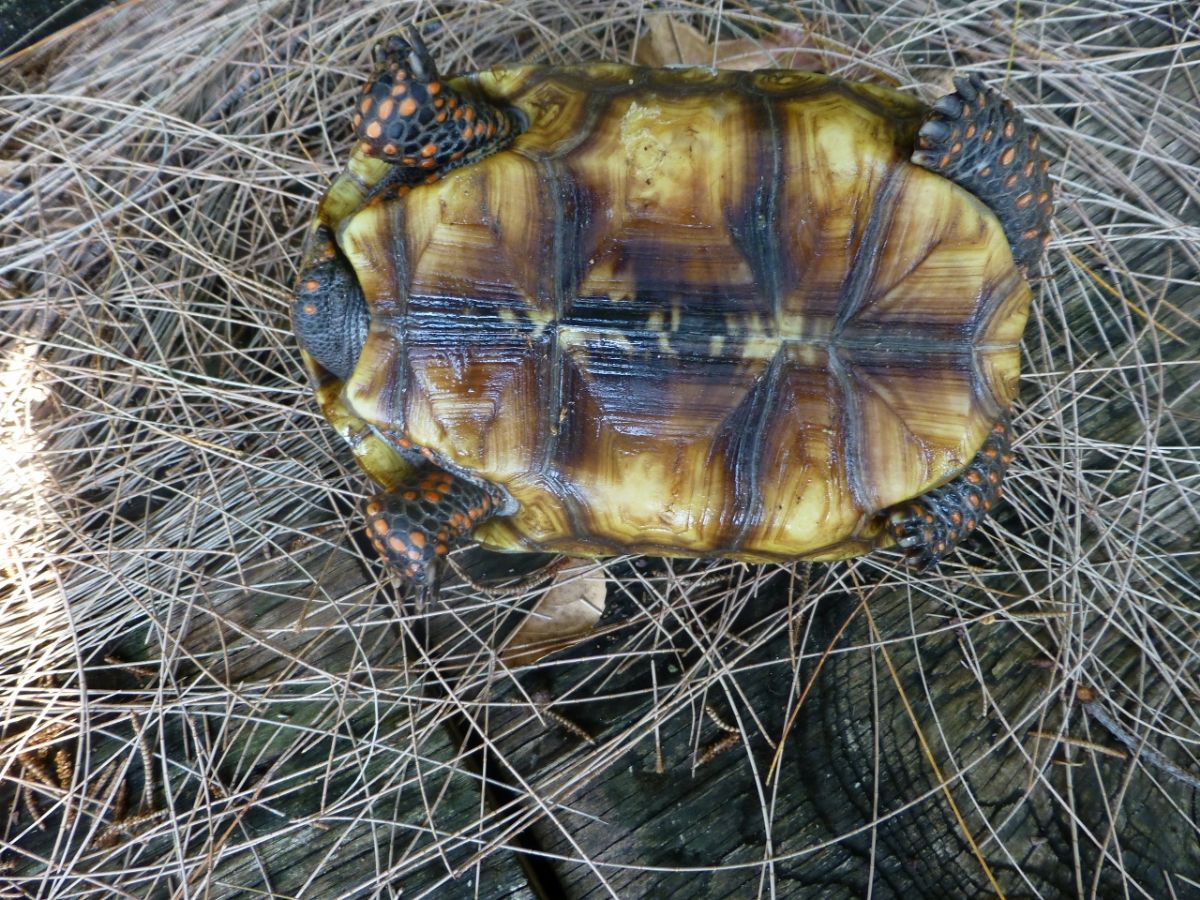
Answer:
[[912, 75, 1053, 271], [886, 418, 1015, 569], [354, 27, 521, 180], [363, 466, 501, 584]]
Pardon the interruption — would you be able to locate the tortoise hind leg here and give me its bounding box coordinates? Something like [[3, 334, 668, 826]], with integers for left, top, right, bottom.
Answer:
[[363, 465, 501, 585], [354, 28, 521, 181], [912, 75, 1053, 271], [885, 418, 1015, 569]]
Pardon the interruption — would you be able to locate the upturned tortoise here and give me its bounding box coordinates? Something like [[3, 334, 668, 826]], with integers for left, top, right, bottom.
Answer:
[[293, 30, 1052, 586]]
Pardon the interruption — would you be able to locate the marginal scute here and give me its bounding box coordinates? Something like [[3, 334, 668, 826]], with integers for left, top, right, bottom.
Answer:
[[750, 70, 837, 96], [486, 76, 594, 157], [645, 66, 728, 89]]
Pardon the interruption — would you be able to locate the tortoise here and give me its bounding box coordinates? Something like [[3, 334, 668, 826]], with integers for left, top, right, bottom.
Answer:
[[293, 29, 1052, 587]]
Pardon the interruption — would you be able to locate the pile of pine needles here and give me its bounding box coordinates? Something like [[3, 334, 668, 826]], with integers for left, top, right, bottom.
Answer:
[[1, 1, 1196, 896]]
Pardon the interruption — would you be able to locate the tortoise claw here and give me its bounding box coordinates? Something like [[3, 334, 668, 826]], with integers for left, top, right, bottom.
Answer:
[[931, 93, 963, 118], [373, 27, 439, 82], [952, 73, 984, 103]]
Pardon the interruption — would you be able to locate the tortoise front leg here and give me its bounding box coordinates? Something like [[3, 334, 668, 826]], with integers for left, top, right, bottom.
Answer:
[[354, 28, 520, 181], [911, 74, 1053, 271], [364, 465, 501, 584], [885, 418, 1015, 569]]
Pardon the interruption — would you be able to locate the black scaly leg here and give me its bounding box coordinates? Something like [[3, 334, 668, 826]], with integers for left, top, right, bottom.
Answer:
[[363, 464, 503, 585], [912, 74, 1054, 271], [353, 28, 521, 181], [886, 419, 1015, 569]]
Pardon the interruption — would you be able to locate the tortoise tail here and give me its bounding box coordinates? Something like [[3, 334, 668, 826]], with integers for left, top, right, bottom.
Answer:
[[912, 75, 1053, 271]]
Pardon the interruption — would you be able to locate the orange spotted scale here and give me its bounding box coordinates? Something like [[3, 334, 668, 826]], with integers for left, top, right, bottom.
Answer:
[[363, 462, 498, 579], [292, 28, 1054, 587], [886, 419, 1016, 568], [911, 74, 1052, 269], [351, 34, 516, 178]]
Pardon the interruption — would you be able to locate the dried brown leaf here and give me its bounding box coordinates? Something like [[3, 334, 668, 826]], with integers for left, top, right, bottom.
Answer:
[[501, 562, 607, 668], [635, 13, 824, 71]]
